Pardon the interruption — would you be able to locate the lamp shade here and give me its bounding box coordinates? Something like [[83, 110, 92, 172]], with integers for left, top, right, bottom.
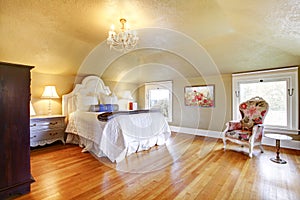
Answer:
[[41, 86, 59, 98]]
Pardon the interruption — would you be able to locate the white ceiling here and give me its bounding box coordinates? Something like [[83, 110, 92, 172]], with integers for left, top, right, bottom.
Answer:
[[0, 0, 299, 82]]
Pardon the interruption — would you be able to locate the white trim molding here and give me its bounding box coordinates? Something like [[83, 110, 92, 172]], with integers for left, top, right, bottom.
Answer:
[[232, 67, 299, 130], [170, 126, 222, 138], [170, 126, 300, 150]]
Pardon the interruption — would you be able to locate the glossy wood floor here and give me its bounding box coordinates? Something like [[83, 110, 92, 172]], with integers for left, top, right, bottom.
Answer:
[[16, 133, 300, 200]]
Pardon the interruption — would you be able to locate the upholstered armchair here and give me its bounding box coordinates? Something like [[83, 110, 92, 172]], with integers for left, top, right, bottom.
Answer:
[[222, 96, 269, 158]]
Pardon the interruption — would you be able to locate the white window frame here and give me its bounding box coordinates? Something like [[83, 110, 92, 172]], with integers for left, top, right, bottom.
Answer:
[[232, 67, 298, 133], [145, 81, 173, 122]]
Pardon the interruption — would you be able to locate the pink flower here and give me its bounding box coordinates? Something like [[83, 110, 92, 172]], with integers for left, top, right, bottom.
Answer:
[[240, 103, 247, 109], [254, 118, 262, 124], [244, 106, 258, 116]]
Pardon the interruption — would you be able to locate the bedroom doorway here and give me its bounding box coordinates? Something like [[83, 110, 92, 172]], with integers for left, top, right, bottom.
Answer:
[[145, 81, 172, 122]]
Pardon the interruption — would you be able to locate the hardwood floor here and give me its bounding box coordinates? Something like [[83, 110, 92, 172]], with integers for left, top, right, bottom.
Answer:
[[16, 133, 300, 200]]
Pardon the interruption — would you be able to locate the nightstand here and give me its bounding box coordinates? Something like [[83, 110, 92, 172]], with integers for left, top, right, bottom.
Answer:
[[30, 115, 66, 147]]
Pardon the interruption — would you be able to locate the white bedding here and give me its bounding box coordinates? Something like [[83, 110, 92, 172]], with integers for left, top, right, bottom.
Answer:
[[65, 111, 171, 162]]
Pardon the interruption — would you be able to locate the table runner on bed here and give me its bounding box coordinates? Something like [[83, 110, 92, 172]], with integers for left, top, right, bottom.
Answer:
[[97, 109, 160, 122]]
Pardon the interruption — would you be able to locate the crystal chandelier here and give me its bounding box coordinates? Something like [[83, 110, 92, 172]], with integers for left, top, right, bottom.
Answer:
[[107, 18, 138, 52]]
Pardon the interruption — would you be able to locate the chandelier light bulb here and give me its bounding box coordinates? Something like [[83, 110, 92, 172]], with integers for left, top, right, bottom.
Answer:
[[125, 23, 130, 30], [110, 24, 115, 31], [107, 18, 138, 52]]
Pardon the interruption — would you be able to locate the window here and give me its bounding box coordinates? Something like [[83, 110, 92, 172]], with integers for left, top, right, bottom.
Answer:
[[232, 67, 298, 131], [145, 81, 172, 122]]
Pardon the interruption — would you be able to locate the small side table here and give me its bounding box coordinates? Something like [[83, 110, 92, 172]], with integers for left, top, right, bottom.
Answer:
[[265, 133, 292, 164], [30, 115, 66, 147]]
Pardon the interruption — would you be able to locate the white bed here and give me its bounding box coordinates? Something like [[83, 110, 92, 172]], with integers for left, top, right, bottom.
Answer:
[[62, 76, 171, 163]]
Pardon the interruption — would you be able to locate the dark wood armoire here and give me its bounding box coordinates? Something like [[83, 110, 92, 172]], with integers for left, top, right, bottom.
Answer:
[[0, 62, 34, 199]]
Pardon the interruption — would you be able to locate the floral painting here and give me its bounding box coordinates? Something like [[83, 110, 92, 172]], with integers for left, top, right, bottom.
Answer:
[[184, 85, 215, 107]]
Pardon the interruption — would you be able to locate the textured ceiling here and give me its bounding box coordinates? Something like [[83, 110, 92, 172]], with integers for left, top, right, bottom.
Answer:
[[0, 0, 299, 82]]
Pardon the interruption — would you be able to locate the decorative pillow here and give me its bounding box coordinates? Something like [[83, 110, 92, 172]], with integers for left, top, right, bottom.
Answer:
[[90, 104, 119, 112]]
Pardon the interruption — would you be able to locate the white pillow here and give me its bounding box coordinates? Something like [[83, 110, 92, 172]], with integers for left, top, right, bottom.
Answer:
[[99, 93, 118, 104], [76, 94, 98, 111]]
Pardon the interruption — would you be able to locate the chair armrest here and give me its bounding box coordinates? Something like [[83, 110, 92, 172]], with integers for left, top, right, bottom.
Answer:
[[251, 124, 265, 141], [226, 121, 242, 131]]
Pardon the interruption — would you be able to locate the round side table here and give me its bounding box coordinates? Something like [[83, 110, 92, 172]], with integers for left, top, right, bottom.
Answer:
[[265, 133, 292, 164]]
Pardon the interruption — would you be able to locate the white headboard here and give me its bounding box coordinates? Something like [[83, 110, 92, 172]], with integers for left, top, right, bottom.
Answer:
[[62, 76, 111, 117]]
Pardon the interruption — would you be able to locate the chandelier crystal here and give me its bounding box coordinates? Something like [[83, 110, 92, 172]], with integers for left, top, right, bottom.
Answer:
[[107, 18, 138, 52]]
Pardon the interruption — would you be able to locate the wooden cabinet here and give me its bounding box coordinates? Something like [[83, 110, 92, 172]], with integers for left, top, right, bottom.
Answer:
[[0, 62, 34, 199], [30, 115, 66, 147]]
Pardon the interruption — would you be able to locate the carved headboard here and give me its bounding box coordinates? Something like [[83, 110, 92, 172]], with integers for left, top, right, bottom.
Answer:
[[62, 76, 111, 117]]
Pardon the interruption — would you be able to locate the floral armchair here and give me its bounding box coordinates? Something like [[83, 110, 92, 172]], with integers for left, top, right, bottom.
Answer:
[[222, 96, 269, 157]]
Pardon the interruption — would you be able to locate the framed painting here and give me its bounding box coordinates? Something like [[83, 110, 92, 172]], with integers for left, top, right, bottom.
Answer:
[[184, 85, 215, 107]]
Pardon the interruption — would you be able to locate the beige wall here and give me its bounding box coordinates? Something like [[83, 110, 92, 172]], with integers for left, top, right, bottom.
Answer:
[[30, 72, 142, 115], [103, 79, 140, 105], [31, 72, 231, 132], [30, 70, 232, 132], [30, 72, 77, 115], [183, 74, 231, 131], [137, 74, 232, 132], [138, 84, 146, 110]]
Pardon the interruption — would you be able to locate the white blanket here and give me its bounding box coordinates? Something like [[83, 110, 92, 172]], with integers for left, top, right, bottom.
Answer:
[[65, 111, 171, 162]]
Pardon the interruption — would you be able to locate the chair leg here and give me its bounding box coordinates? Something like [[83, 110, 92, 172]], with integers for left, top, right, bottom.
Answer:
[[259, 144, 264, 153], [249, 145, 253, 158], [223, 138, 227, 150]]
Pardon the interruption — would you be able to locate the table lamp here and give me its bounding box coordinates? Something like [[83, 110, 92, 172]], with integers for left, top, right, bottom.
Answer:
[[41, 86, 59, 115]]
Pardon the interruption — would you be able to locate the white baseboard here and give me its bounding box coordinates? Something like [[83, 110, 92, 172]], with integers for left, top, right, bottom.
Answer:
[[170, 126, 222, 138], [169, 126, 300, 150]]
